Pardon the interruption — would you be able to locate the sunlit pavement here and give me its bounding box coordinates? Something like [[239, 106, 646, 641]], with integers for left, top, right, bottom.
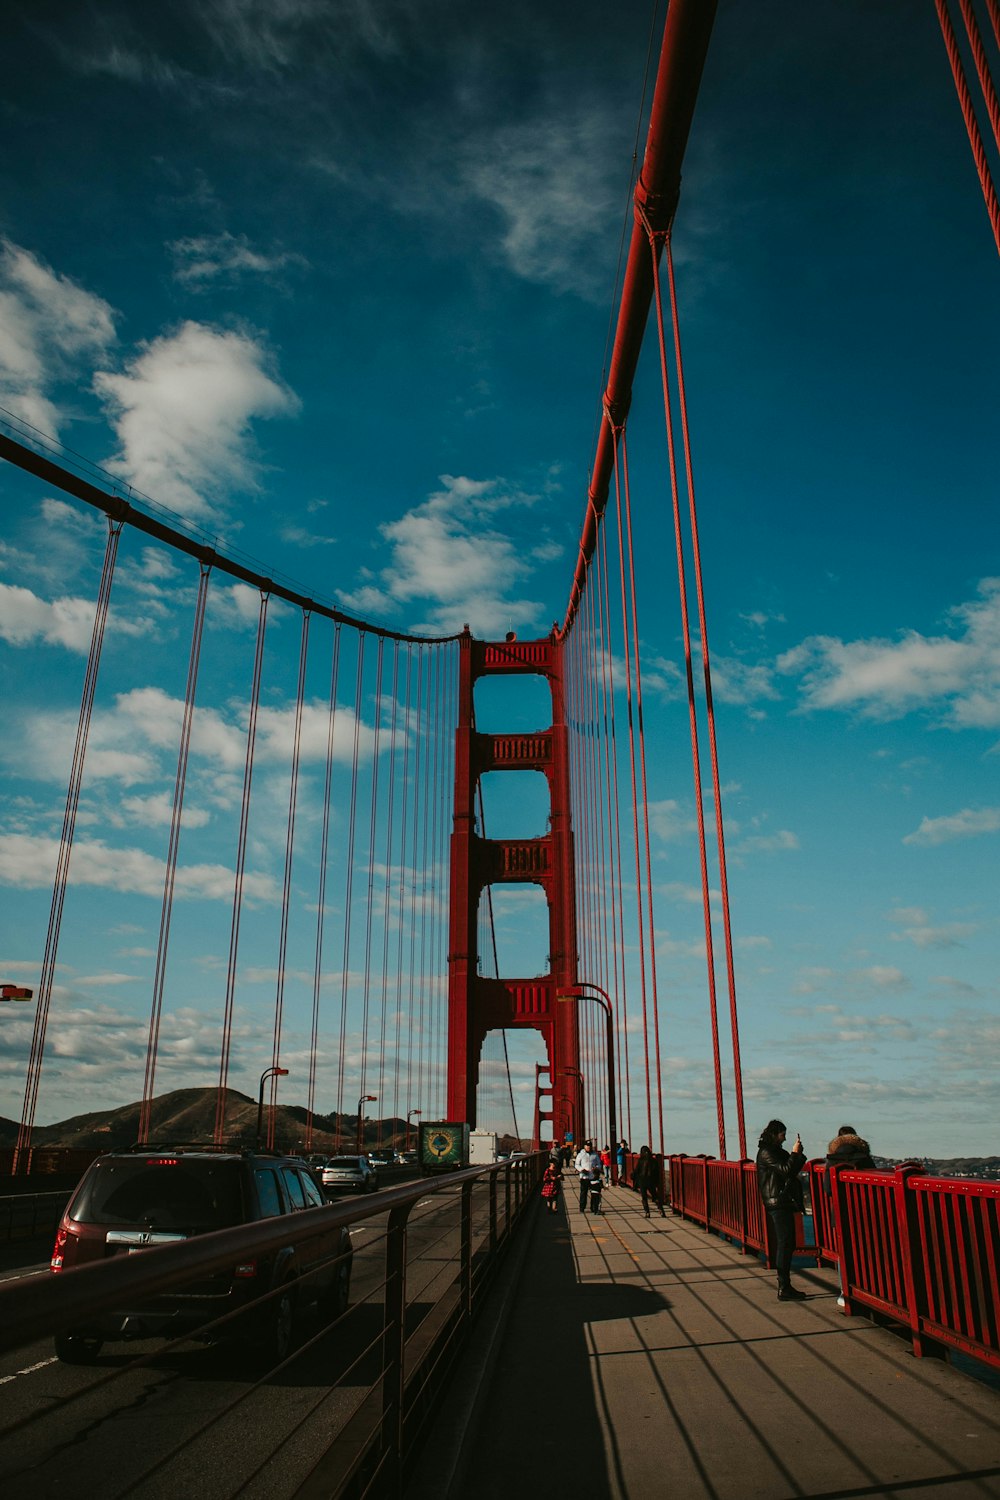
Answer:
[[410, 1185, 1000, 1499]]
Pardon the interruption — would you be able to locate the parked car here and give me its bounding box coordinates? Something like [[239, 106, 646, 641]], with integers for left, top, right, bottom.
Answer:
[[321, 1155, 378, 1194], [49, 1146, 352, 1365]]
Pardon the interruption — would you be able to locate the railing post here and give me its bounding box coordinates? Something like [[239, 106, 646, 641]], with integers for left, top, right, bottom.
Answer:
[[738, 1159, 750, 1254], [382, 1202, 410, 1490], [488, 1167, 498, 1254], [460, 1180, 473, 1321], [893, 1163, 940, 1359]]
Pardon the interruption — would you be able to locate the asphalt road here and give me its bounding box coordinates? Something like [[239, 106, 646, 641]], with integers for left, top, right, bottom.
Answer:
[[0, 1177, 505, 1499]]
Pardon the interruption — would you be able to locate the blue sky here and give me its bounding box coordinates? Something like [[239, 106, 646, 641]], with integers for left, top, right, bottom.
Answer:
[[1, 1, 998, 1159]]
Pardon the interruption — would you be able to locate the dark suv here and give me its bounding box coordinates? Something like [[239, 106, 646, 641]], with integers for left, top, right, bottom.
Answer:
[[49, 1146, 352, 1365]]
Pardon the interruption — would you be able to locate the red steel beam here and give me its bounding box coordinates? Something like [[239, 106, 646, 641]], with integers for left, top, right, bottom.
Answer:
[[561, 0, 718, 635]]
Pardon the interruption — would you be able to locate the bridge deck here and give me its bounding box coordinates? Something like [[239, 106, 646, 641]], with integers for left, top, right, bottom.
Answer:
[[411, 1184, 1000, 1499]]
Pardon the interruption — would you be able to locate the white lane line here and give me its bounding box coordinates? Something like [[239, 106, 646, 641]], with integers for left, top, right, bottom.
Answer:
[[0, 1356, 58, 1386], [0, 1265, 47, 1284]]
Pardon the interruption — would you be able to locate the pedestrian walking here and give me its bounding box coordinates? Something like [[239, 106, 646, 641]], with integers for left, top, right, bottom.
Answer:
[[574, 1140, 602, 1212], [616, 1139, 628, 1185], [632, 1146, 666, 1218], [825, 1123, 875, 1307], [588, 1162, 604, 1214], [756, 1119, 807, 1301], [540, 1161, 560, 1214]]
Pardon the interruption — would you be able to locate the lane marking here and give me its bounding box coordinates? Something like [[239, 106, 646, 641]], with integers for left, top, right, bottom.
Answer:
[[0, 1356, 58, 1386], [0, 1265, 48, 1284]]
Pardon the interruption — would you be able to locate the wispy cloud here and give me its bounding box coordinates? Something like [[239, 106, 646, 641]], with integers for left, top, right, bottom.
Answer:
[[0, 832, 278, 902], [778, 578, 1000, 726], [94, 321, 300, 520], [337, 473, 557, 636], [903, 806, 1000, 846], [170, 231, 307, 287], [0, 238, 116, 436]]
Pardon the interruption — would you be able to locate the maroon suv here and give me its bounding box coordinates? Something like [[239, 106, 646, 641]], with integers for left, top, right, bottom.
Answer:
[[50, 1146, 352, 1365]]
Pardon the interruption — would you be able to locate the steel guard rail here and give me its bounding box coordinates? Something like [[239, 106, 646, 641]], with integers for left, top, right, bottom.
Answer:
[[0, 1153, 545, 1497], [668, 1154, 1000, 1372]]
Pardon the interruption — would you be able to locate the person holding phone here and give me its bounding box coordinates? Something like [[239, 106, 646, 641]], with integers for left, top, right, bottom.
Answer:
[[756, 1119, 807, 1301]]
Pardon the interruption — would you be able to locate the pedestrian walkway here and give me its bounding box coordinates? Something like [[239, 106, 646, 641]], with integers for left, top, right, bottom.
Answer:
[[411, 1183, 1000, 1499]]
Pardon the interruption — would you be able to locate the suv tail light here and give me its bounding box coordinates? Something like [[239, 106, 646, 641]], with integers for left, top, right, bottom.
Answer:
[[50, 1226, 69, 1272]]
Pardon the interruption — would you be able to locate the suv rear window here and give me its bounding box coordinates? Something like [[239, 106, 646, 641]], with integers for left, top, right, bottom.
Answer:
[[328, 1157, 363, 1168], [68, 1157, 245, 1231]]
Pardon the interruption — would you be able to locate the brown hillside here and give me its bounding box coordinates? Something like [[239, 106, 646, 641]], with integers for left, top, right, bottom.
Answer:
[[0, 1088, 409, 1153]]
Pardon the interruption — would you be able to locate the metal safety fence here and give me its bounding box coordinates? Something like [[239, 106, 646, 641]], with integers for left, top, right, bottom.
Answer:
[[667, 1153, 1000, 1373], [0, 1153, 543, 1498]]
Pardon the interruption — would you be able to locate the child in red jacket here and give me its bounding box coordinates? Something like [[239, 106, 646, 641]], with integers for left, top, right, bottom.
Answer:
[[540, 1162, 560, 1214]]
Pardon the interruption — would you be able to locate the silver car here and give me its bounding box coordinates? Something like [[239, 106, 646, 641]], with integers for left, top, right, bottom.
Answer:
[[321, 1155, 377, 1194]]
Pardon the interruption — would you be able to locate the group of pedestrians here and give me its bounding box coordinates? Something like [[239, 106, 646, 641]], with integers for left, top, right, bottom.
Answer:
[[539, 1137, 667, 1220]]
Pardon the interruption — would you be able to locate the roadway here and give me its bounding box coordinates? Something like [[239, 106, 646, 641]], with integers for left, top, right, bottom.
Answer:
[[0, 1176, 495, 1499]]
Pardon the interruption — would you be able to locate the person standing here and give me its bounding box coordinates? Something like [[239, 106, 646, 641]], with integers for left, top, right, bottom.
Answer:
[[632, 1146, 666, 1218], [825, 1124, 875, 1308], [616, 1139, 628, 1186], [574, 1140, 601, 1212], [600, 1145, 612, 1184], [756, 1119, 807, 1301], [540, 1161, 560, 1214]]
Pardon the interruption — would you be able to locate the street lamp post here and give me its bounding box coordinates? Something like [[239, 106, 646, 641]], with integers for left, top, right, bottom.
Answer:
[[557, 983, 617, 1182], [357, 1094, 377, 1153], [256, 1066, 289, 1151], [406, 1108, 422, 1154]]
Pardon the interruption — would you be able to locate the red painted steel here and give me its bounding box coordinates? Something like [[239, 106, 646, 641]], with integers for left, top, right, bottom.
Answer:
[[562, 0, 718, 634], [446, 633, 581, 1144], [807, 1161, 1000, 1369]]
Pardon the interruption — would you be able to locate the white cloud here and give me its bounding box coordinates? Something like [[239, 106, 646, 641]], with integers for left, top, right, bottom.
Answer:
[[0, 832, 278, 903], [118, 793, 212, 830], [0, 238, 116, 436], [94, 321, 300, 519], [0, 582, 156, 653], [461, 105, 624, 298], [778, 578, 1000, 725], [337, 473, 552, 636], [170, 231, 307, 286], [886, 904, 977, 948], [903, 806, 1000, 846]]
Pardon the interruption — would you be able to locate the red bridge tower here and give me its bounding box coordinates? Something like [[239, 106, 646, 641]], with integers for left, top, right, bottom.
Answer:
[[447, 631, 582, 1147]]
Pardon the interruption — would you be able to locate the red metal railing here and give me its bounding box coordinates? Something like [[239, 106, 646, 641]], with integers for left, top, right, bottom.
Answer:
[[667, 1154, 1000, 1372]]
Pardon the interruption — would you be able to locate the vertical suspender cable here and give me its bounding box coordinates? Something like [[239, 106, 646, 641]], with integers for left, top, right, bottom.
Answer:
[[139, 559, 211, 1145], [609, 423, 654, 1148], [15, 517, 123, 1171], [267, 609, 311, 1148], [645, 221, 727, 1159], [376, 641, 400, 1147], [416, 647, 435, 1124], [358, 636, 385, 1128], [958, 0, 1000, 153], [600, 523, 632, 1145], [935, 0, 1000, 254], [666, 237, 747, 1158], [618, 429, 666, 1155], [215, 589, 270, 1145], [393, 647, 414, 1131], [306, 623, 342, 1151], [335, 633, 367, 1147], [405, 648, 424, 1131]]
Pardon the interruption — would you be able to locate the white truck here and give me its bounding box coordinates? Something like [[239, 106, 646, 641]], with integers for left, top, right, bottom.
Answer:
[[468, 1129, 499, 1165]]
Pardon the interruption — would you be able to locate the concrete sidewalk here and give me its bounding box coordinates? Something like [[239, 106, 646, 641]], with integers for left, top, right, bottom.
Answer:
[[411, 1183, 1000, 1499]]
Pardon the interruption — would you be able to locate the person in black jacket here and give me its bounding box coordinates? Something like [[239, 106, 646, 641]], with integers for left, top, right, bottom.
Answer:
[[633, 1145, 666, 1218], [756, 1119, 806, 1301]]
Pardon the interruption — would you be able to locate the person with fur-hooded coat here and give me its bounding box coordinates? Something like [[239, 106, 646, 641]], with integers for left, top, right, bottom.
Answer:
[[825, 1126, 875, 1174], [825, 1124, 875, 1308]]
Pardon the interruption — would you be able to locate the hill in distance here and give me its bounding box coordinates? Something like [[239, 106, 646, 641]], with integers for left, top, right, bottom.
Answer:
[[0, 1087, 410, 1153]]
